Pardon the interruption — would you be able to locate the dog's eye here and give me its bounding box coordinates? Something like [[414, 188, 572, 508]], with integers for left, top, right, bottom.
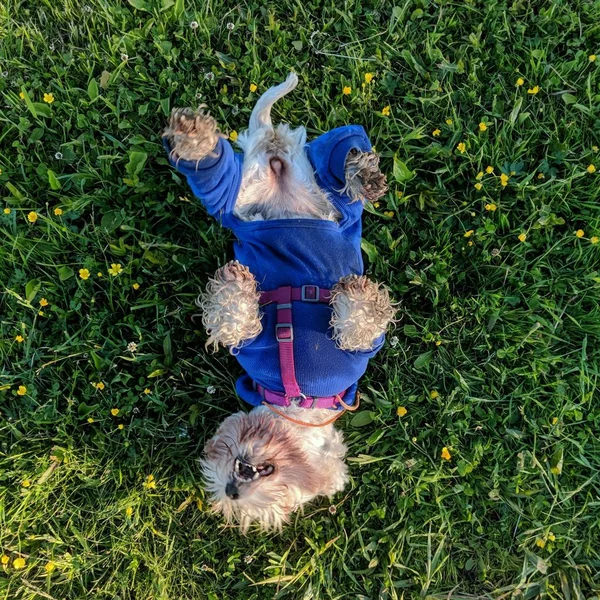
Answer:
[[258, 464, 274, 476]]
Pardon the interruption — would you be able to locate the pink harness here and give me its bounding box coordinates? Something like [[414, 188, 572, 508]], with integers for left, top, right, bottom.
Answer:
[[256, 285, 348, 410]]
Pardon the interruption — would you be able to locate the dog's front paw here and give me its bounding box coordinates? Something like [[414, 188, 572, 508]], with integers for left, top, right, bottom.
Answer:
[[343, 149, 388, 203], [164, 107, 223, 162], [198, 261, 262, 350], [330, 275, 395, 351]]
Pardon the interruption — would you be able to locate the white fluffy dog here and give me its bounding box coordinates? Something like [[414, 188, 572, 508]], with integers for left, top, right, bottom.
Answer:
[[163, 73, 394, 532]]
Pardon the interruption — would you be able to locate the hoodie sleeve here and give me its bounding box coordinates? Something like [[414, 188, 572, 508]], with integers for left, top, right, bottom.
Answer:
[[163, 136, 242, 223], [305, 125, 372, 196]]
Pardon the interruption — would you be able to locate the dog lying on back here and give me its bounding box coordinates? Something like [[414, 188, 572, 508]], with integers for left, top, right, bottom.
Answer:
[[163, 73, 394, 531]]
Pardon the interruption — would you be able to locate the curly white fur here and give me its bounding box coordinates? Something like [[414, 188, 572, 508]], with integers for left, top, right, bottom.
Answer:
[[163, 107, 224, 163], [343, 149, 388, 203], [201, 405, 348, 533], [197, 261, 262, 350], [330, 275, 396, 351]]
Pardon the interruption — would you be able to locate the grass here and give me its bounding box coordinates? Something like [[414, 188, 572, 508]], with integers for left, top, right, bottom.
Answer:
[[1, 0, 600, 598]]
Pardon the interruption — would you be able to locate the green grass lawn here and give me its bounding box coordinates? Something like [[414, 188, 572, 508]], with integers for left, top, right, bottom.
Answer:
[[1, 0, 600, 598]]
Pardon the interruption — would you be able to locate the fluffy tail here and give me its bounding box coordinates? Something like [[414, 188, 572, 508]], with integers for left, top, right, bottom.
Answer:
[[248, 72, 298, 132]]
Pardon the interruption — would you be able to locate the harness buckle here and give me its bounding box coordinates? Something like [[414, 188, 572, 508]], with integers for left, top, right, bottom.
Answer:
[[275, 323, 294, 342], [301, 285, 320, 302]]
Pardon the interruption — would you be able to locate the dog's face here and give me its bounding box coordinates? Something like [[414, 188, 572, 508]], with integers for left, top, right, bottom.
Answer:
[[201, 409, 346, 532]]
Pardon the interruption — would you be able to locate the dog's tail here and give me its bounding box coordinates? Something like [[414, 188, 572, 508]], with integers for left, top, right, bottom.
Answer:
[[249, 72, 298, 132]]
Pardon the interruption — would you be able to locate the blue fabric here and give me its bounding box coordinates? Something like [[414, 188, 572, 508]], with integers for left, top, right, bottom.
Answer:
[[164, 125, 384, 407]]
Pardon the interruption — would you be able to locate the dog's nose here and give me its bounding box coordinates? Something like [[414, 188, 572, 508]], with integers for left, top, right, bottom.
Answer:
[[269, 157, 285, 176], [225, 482, 239, 500]]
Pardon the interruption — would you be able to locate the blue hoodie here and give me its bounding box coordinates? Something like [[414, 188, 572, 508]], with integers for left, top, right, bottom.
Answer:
[[164, 125, 384, 406]]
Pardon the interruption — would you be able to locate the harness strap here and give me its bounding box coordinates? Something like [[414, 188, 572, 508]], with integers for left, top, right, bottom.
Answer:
[[274, 286, 302, 398], [259, 285, 332, 402]]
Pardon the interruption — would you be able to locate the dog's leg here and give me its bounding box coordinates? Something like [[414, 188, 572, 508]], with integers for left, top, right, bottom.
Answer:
[[198, 261, 262, 350], [343, 149, 388, 203], [163, 107, 225, 162], [330, 275, 395, 351]]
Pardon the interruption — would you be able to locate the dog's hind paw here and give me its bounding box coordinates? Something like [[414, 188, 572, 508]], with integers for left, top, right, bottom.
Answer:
[[343, 149, 388, 203], [164, 107, 224, 162]]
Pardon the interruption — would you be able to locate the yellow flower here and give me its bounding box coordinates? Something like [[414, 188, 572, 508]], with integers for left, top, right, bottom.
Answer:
[[229, 130, 238, 142], [587, 164, 596, 173], [476, 171, 484, 180], [94, 382, 105, 390], [43, 92, 55, 104], [45, 561, 56, 573], [373, 202, 380, 208], [1, 555, 9, 565], [126, 506, 133, 517], [464, 230, 474, 238], [474, 183, 483, 191], [594, 146, 599, 152], [87, 417, 94, 423], [19, 91, 26, 99], [39, 298, 49, 307], [364, 72, 374, 84], [445, 118, 453, 125], [500, 173, 509, 187], [527, 85, 540, 95], [3, 207, 10, 214], [13, 557, 26, 569], [516, 77, 525, 87], [441, 447, 451, 461], [551, 416, 559, 425], [108, 263, 123, 276], [79, 268, 90, 280], [54, 207, 63, 216], [536, 538, 546, 549], [467, 241, 474, 246], [457, 142, 466, 154], [17, 385, 27, 395], [589, 54, 597, 62], [575, 229, 584, 238], [15, 335, 24, 343], [537, 173, 545, 179], [478, 122, 487, 132], [486, 166, 494, 174], [485, 203, 497, 211], [383, 210, 394, 218], [38, 311, 44, 316], [518, 233, 527, 243], [591, 236, 599, 244], [249, 83, 257, 93], [143, 474, 157, 489], [22, 480, 31, 487], [118, 424, 124, 430], [342, 86, 351, 95], [111, 408, 120, 416], [430, 390, 440, 399], [381, 105, 391, 116], [97, 272, 103, 277], [144, 388, 151, 394], [432, 128, 441, 137], [547, 532, 556, 542], [132, 283, 140, 290], [396, 406, 408, 417], [435, 340, 442, 346], [27, 211, 38, 223]]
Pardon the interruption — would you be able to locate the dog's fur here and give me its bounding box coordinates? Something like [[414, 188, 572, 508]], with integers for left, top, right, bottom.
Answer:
[[165, 73, 394, 532]]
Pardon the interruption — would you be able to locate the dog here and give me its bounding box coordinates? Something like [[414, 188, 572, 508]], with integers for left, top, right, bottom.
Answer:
[[163, 73, 394, 532]]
